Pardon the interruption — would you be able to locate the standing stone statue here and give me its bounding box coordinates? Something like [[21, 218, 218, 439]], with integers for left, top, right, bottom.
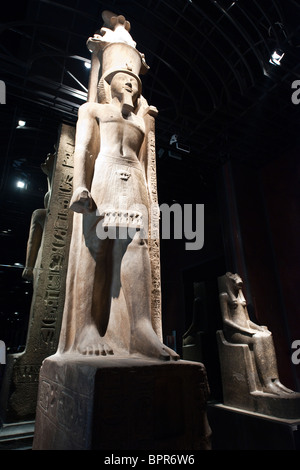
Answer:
[[22, 152, 55, 285], [33, 13, 212, 450], [216, 272, 300, 418], [57, 11, 178, 360]]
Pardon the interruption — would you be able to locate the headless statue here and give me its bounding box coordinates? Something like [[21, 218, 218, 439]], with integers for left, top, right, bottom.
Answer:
[[57, 13, 178, 361], [183, 283, 204, 347], [218, 272, 295, 396], [182, 283, 206, 362], [22, 152, 55, 284]]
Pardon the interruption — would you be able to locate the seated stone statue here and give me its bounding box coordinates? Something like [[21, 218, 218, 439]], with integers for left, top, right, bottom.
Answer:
[[218, 272, 296, 397]]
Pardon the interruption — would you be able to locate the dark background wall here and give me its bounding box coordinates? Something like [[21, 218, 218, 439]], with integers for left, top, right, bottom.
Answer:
[[159, 147, 300, 399], [1, 129, 299, 398]]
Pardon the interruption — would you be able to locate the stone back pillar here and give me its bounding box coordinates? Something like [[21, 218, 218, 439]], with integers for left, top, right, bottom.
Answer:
[[0, 123, 75, 423]]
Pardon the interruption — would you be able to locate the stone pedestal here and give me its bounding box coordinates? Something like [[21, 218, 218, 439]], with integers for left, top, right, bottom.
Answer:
[[0, 124, 75, 423], [32, 355, 211, 450], [217, 330, 300, 419], [208, 402, 300, 450]]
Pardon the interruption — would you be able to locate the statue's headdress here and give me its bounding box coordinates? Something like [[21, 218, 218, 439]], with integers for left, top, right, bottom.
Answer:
[[86, 11, 149, 102]]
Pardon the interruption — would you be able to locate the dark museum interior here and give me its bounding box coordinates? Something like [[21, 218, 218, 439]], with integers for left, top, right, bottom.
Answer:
[[0, 0, 300, 450]]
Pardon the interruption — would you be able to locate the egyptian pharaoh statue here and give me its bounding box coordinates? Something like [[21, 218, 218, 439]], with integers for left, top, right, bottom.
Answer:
[[57, 11, 178, 360], [217, 272, 300, 417]]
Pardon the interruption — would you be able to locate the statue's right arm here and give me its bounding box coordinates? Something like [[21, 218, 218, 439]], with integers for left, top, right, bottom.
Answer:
[[220, 293, 254, 335], [70, 103, 99, 213], [22, 209, 45, 281]]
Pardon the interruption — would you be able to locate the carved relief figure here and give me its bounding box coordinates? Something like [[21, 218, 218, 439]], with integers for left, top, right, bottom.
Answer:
[[57, 12, 178, 360], [218, 272, 295, 396], [22, 152, 55, 284]]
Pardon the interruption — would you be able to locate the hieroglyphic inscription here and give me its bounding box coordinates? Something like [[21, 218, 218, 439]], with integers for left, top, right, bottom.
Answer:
[[38, 375, 92, 448], [145, 108, 162, 341], [39, 135, 75, 352], [33, 359, 211, 450]]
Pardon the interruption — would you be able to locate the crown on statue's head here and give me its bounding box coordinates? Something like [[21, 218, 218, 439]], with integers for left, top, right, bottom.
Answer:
[[102, 43, 145, 93], [87, 10, 149, 96]]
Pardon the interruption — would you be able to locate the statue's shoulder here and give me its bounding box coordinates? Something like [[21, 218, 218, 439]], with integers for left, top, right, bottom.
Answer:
[[78, 101, 103, 118], [219, 291, 229, 302], [220, 291, 229, 299]]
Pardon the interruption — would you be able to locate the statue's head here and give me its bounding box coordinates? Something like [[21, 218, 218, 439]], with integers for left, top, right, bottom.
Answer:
[[97, 70, 141, 106], [41, 151, 55, 176], [111, 71, 140, 102], [226, 272, 243, 289]]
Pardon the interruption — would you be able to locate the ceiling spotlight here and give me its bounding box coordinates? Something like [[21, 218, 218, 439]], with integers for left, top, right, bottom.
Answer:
[[269, 49, 285, 66], [16, 180, 26, 189], [84, 61, 91, 69], [17, 120, 26, 127]]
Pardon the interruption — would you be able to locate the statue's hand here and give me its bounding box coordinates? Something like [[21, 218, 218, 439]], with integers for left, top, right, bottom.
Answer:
[[254, 325, 268, 332], [22, 267, 33, 282], [70, 187, 95, 214]]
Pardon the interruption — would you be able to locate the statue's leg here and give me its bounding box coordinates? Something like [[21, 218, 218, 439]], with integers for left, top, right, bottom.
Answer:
[[253, 333, 297, 395], [92, 238, 114, 337], [225, 330, 295, 395], [74, 217, 114, 356], [251, 333, 279, 393], [120, 230, 179, 360]]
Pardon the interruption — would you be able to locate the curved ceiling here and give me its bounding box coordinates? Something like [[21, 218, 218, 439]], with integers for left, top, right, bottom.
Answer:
[[1, 0, 300, 260]]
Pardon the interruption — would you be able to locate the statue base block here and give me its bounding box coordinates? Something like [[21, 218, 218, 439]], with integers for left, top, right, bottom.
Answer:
[[217, 331, 300, 419], [208, 403, 300, 450], [32, 354, 211, 450]]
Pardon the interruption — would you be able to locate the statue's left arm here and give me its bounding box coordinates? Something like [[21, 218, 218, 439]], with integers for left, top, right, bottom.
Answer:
[[248, 319, 268, 331]]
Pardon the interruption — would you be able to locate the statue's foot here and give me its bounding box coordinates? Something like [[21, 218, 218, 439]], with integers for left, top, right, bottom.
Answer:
[[76, 324, 113, 356], [272, 379, 298, 395], [263, 381, 282, 396], [263, 379, 297, 396], [130, 320, 180, 361]]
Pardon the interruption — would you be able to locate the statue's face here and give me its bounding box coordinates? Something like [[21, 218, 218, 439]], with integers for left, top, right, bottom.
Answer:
[[41, 152, 55, 175], [110, 72, 140, 103], [227, 272, 243, 288]]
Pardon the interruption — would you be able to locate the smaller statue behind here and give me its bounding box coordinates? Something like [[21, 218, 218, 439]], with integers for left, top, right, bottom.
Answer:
[[22, 151, 55, 285], [182, 283, 206, 362], [217, 272, 298, 398]]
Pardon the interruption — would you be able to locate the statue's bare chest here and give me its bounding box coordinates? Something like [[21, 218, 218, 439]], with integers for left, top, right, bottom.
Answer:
[[98, 106, 145, 137]]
